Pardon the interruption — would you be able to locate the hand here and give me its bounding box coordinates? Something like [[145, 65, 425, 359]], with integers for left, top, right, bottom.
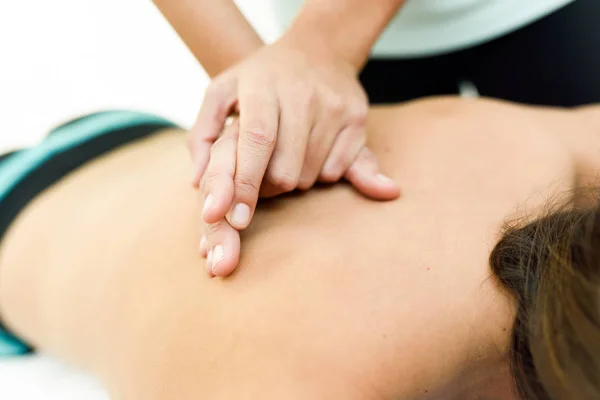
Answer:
[[197, 117, 395, 277], [189, 34, 400, 277]]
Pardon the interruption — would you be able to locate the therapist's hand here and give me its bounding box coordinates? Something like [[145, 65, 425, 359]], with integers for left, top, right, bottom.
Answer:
[[197, 117, 396, 277], [189, 35, 400, 276]]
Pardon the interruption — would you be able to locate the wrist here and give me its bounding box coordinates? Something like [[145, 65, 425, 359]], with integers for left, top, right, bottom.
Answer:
[[284, 0, 406, 71], [281, 25, 362, 73]]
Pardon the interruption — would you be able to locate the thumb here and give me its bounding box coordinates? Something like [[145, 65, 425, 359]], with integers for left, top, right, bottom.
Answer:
[[344, 147, 400, 200]]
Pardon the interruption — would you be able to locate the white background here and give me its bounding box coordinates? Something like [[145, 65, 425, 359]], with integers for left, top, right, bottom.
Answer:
[[0, 1, 276, 398], [0, 0, 279, 152]]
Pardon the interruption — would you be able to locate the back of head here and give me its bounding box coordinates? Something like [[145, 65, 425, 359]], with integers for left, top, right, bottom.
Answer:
[[490, 196, 600, 399]]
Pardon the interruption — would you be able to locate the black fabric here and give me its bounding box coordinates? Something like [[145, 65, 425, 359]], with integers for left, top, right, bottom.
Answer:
[[0, 151, 17, 165], [360, 0, 600, 106]]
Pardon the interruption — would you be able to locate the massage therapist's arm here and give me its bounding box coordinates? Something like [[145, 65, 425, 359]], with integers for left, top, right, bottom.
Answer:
[[152, 0, 405, 80], [288, 0, 406, 70], [152, 0, 264, 77]]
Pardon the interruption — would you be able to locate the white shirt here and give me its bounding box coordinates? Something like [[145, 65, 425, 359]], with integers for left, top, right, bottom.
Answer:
[[268, 0, 576, 58]]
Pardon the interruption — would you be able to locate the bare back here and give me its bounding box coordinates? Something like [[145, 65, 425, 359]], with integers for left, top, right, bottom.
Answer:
[[0, 98, 583, 400]]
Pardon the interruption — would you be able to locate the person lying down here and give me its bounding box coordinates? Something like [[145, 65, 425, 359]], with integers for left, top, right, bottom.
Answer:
[[0, 97, 599, 400]]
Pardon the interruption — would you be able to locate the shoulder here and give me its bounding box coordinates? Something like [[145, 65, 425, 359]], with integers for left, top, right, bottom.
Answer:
[[369, 96, 577, 203]]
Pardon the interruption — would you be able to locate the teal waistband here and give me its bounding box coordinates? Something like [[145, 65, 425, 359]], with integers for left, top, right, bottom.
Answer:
[[0, 110, 176, 203]]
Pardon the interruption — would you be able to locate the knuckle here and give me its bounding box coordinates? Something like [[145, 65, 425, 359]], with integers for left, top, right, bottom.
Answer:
[[206, 221, 223, 235], [235, 175, 261, 196], [267, 169, 298, 192], [202, 169, 221, 190], [347, 104, 368, 126], [355, 86, 369, 103], [242, 128, 277, 149], [326, 97, 346, 116], [295, 86, 318, 109]]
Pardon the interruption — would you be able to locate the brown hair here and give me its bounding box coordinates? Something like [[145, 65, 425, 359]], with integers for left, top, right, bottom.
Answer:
[[490, 194, 600, 399]]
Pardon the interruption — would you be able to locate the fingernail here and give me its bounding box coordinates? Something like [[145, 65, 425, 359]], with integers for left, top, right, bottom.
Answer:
[[202, 194, 213, 216], [212, 245, 224, 274], [205, 252, 214, 276], [376, 173, 394, 183], [231, 203, 251, 227], [207, 249, 213, 269], [199, 236, 207, 253]]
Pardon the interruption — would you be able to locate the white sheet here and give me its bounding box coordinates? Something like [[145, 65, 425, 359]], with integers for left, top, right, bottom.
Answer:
[[0, 355, 108, 399], [0, 1, 275, 398]]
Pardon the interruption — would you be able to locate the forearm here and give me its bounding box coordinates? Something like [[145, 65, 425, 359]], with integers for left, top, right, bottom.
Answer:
[[153, 0, 264, 77], [286, 0, 406, 70]]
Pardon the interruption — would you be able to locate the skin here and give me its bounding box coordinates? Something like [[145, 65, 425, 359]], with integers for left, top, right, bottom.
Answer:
[[155, 0, 406, 273], [1, 97, 599, 400], [152, 0, 264, 78]]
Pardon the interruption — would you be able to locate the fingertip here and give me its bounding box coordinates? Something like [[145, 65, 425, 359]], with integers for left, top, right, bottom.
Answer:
[[212, 245, 240, 277], [348, 170, 401, 201], [202, 210, 217, 224], [202, 192, 235, 224], [199, 235, 208, 257], [376, 184, 401, 200], [212, 259, 237, 277], [191, 165, 203, 188], [375, 173, 394, 184], [202, 220, 241, 278], [375, 173, 401, 198], [372, 173, 401, 199], [206, 249, 215, 277], [206, 264, 216, 277]]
